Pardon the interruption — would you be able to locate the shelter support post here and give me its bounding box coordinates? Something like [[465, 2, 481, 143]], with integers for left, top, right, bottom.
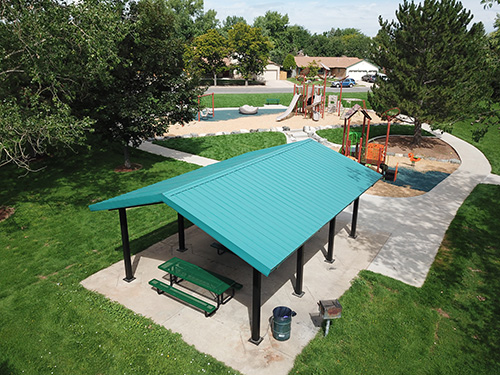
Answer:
[[249, 268, 263, 345], [351, 198, 359, 238], [293, 245, 305, 297], [118, 208, 135, 282], [177, 213, 187, 252], [326, 217, 336, 263]]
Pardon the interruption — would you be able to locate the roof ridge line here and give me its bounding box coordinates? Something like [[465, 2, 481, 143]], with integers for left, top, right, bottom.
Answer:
[[164, 139, 314, 197]]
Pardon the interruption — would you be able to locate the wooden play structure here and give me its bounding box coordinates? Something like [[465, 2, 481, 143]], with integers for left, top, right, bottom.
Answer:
[[279, 66, 328, 122], [340, 106, 401, 181]]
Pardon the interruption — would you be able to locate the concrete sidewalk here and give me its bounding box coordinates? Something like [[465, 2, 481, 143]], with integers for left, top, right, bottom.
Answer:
[[365, 125, 491, 286], [138, 141, 218, 166]]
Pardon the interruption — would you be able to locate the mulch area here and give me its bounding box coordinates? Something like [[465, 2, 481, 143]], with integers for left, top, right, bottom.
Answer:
[[372, 136, 460, 160], [366, 135, 461, 197]]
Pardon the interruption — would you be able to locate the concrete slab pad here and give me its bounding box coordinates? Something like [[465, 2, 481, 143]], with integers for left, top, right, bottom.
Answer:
[[81, 219, 389, 375]]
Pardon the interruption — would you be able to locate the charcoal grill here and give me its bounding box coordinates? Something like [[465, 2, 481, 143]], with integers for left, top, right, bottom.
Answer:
[[318, 299, 342, 336]]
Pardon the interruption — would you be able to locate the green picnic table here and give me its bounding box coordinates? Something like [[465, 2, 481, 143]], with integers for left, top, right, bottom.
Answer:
[[149, 257, 241, 317]]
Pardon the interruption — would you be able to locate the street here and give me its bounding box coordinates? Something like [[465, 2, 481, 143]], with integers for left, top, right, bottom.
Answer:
[[204, 80, 372, 95]]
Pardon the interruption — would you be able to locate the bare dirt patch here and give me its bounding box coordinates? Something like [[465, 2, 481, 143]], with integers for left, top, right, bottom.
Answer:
[[114, 163, 143, 173], [372, 136, 460, 160], [0, 206, 15, 222]]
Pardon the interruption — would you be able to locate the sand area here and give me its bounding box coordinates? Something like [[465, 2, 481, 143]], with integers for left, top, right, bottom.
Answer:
[[165, 108, 381, 136]]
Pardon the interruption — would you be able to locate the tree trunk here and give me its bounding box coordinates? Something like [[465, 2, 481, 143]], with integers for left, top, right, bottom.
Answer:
[[123, 145, 131, 169], [213, 72, 217, 86], [412, 119, 423, 146], [245, 79, 248, 87]]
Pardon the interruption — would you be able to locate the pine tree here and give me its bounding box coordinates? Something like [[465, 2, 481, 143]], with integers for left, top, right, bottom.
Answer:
[[369, 0, 492, 145], [282, 54, 297, 73]]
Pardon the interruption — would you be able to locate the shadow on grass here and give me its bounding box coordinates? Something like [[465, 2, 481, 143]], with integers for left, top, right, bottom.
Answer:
[[154, 132, 287, 161], [0, 144, 199, 210], [422, 184, 500, 366], [0, 360, 14, 375]]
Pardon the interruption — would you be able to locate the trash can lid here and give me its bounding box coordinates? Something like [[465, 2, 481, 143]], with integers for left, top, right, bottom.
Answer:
[[273, 306, 296, 318]]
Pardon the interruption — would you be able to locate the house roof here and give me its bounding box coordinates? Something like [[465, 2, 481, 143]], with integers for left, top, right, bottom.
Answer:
[[89, 140, 381, 276], [294, 56, 363, 69]]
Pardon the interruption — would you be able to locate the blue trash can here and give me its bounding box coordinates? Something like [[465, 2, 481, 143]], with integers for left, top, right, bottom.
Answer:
[[272, 306, 296, 341]]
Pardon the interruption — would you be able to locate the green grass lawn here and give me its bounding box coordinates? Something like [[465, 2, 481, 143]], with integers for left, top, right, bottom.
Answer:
[[0, 146, 240, 374], [316, 124, 434, 144], [292, 184, 500, 374], [154, 132, 287, 161], [200, 92, 370, 109], [451, 120, 500, 174]]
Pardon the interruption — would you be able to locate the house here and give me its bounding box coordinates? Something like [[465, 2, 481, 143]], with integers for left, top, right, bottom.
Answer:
[[259, 61, 281, 81], [293, 56, 379, 81], [222, 59, 281, 83]]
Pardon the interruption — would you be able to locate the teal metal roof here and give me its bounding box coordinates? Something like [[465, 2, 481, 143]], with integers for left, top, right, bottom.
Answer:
[[90, 139, 381, 276]]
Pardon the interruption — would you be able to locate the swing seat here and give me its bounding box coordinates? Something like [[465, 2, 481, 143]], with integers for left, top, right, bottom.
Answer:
[[383, 163, 399, 182]]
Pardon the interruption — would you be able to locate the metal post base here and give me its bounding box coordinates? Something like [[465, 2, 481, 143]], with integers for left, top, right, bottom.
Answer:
[[292, 291, 305, 298], [123, 276, 136, 283], [248, 336, 263, 345], [324, 258, 335, 264], [324, 320, 331, 337], [176, 247, 188, 253]]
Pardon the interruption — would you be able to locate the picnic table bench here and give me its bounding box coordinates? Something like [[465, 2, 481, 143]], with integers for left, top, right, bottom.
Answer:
[[265, 98, 280, 105], [149, 257, 241, 317]]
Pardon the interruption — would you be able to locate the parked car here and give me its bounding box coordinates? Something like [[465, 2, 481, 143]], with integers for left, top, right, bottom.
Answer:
[[331, 78, 356, 88], [361, 74, 373, 82]]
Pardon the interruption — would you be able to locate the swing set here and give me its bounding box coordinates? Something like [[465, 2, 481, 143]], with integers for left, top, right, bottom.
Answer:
[[340, 106, 401, 181], [197, 93, 215, 121]]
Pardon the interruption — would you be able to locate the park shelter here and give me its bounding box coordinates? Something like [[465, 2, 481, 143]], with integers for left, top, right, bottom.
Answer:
[[89, 139, 380, 344]]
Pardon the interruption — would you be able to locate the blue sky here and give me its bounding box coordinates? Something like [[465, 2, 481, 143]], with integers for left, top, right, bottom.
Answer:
[[204, 0, 500, 37]]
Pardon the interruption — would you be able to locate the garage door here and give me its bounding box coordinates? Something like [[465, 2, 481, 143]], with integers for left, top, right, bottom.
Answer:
[[348, 69, 378, 81], [264, 69, 278, 81]]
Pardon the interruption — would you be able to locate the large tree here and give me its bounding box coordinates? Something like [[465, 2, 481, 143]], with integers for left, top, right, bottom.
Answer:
[[369, 0, 492, 145], [79, 0, 203, 168], [0, 0, 124, 171], [228, 23, 272, 86], [184, 29, 229, 86], [253, 11, 290, 64]]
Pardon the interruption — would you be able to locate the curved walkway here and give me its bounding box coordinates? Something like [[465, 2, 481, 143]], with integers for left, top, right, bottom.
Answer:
[[361, 126, 492, 286], [137, 126, 498, 287]]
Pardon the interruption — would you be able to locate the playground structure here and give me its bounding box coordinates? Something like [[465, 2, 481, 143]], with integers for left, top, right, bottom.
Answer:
[[276, 81, 326, 122], [336, 76, 349, 116], [340, 106, 401, 181], [198, 93, 215, 121], [276, 66, 329, 122]]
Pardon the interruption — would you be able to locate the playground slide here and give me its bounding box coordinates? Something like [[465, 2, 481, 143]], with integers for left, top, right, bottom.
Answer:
[[276, 93, 302, 122]]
